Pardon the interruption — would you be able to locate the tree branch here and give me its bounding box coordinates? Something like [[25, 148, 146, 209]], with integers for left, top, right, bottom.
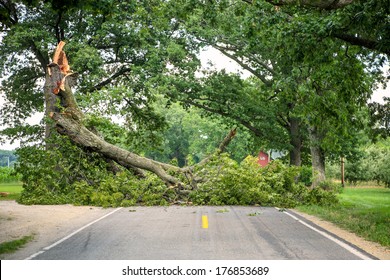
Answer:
[[30, 40, 50, 72], [333, 33, 390, 56], [185, 99, 265, 138], [51, 112, 181, 185], [0, 0, 18, 26], [54, 10, 64, 43], [263, 0, 355, 9], [86, 67, 132, 93], [214, 45, 273, 86], [188, 127, 237, 171]]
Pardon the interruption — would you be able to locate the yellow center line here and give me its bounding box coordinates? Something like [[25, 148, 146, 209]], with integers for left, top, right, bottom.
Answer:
[[202, 215, 209, 229]]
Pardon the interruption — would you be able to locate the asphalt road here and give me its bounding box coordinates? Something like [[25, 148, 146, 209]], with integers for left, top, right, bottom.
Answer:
[[28, 206, 373, 260]]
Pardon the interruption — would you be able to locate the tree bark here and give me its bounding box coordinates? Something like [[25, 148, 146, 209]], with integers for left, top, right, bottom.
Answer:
[[289, 117, 302, 166], [44, 64, 62, 141], [309, 126, 326, 187], [333, 33, 390, 56]]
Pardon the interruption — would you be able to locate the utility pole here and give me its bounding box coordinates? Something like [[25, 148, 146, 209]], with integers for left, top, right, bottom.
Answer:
[[341, 156, 345, 187], [2, 156, 10, 168]]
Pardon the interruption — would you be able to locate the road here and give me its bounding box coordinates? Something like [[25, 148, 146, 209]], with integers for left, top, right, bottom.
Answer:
[[28, 206, 374, 260]]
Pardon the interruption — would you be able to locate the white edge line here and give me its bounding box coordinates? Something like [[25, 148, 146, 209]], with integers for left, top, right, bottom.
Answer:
[[276, 208, 372, 260], [25, 207, 123, 260], [25, 251, 45, 260]]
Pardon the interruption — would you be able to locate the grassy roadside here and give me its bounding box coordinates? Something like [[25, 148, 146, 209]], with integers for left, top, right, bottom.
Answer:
[[0, 182, 31, 256], [0, 235, 34, 255], [0, 182, 23, 201], [297, 187, 390, 248]]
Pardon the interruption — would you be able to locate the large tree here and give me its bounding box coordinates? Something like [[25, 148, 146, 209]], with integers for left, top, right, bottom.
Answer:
[[0, 0, 242, 190], [170, 0, 382, 184]]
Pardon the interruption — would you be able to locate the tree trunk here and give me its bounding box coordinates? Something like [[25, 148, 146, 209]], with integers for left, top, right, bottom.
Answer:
[[310, 145, 326, 186], [44, 67, 60, 141], [309, 126, 326, 187], [289, 117, 302, 166]]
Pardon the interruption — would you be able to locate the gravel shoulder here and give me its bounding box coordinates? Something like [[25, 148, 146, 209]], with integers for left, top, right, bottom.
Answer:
[[1, 201, 389, 260], [0, 201, 114, 260]]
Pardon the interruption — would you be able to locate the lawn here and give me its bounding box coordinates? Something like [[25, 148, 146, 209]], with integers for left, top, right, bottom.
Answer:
[[0, 182, 23, 201], [297, 187, 390, 248]]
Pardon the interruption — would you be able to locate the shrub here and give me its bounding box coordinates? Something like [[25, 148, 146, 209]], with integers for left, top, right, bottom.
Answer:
[[15, 134, 116, 205], [380, 159, 390, 188], [0, 167, 21, 183], [318, 179, 343, 193], [299, 165, 313, 187], [190, 155, 338, 207], [340, 139, 390, 187], [345, 158, 366, 185], [304, 187, 339, 206]]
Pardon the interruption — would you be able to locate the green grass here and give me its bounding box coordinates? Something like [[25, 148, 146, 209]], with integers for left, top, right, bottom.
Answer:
[[0, 235, 34, 255], [0, 182, 23, 201], [297, 187, 390, 248]]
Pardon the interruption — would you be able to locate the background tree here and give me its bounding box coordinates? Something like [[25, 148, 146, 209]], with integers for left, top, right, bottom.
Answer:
[[368, 97, 390, 139], [170, 0, 380, 184]]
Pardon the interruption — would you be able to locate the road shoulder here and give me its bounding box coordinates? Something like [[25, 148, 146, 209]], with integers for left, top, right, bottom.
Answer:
[[0, 201, 115, 260], [290, 209, 390, 260]]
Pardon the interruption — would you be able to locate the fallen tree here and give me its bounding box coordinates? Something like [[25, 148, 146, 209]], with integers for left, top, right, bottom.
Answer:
[[14, 41, 340, 207], [45, 41, 236, 189], [14, 41, 339, 208]]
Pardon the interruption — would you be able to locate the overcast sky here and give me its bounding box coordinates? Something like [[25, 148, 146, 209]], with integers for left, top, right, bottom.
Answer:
[[1, 48, 389, 150]]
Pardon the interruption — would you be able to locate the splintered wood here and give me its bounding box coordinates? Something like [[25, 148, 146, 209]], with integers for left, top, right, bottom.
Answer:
[[52, 41, 69, 73], [49, 41, 72, 94]]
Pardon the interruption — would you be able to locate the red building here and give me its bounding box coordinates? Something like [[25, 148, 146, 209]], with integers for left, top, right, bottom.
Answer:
[[258, 151, 269, 167]]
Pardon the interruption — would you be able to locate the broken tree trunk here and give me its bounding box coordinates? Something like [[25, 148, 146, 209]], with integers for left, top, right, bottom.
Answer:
[[51, 112, 182, 185], [46, 61, 181, 185], [45, 41, 236, 187]]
